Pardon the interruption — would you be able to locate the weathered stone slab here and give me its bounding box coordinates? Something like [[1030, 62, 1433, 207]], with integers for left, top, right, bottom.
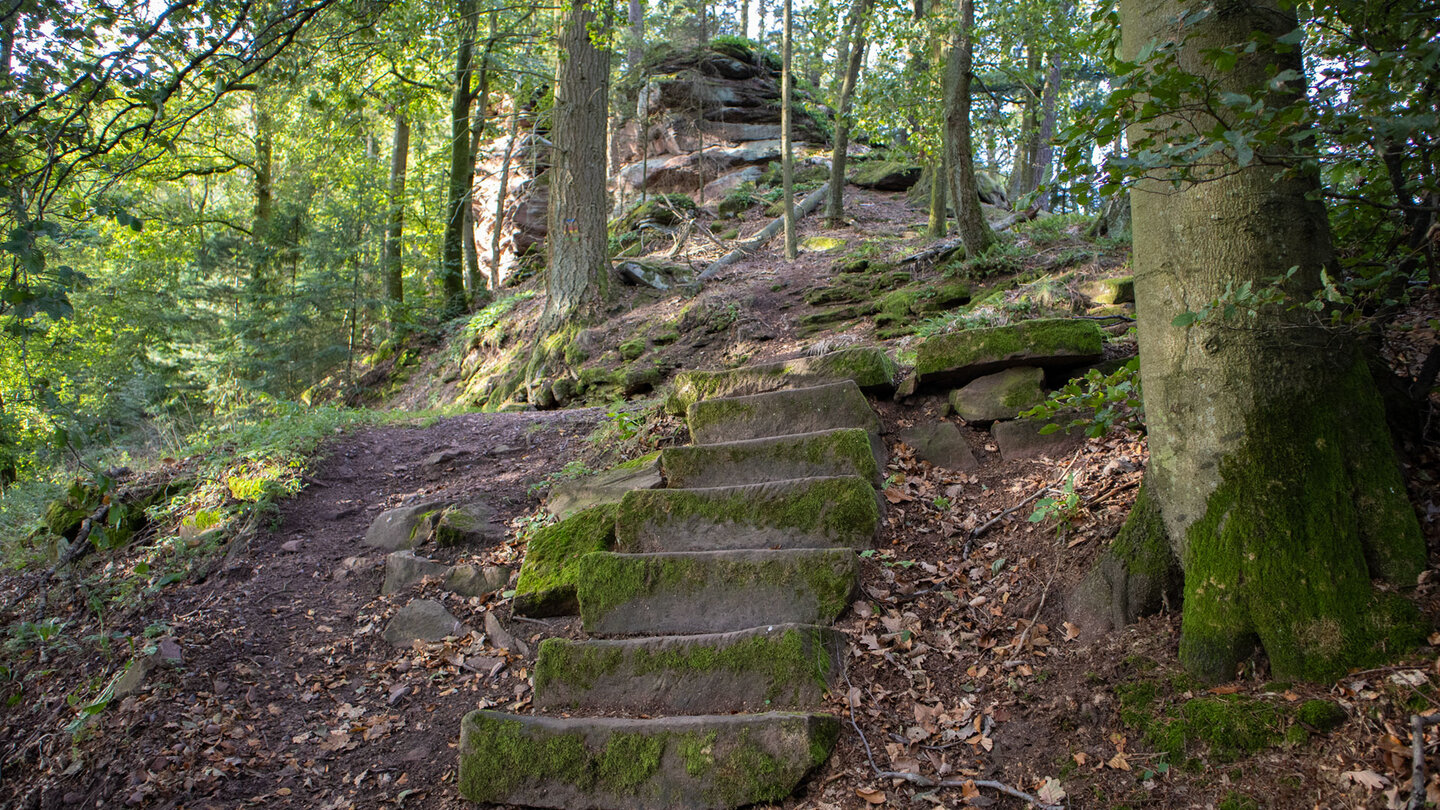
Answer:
[[534, 624, 844, 713], [949, 366, 1046, 423], [383, 599, 469, 646], [547, 453, 663, 519], [514, 504, 618, 618], [687, 380, 880, 445], [896, 423, 979, 471], [667, 347, 896, 414], [382, 550, 449, 595], [363, 500, 445, 551], [615, 476, 879, 553], [577, 548, 859, 635], [913, 318, 1104, 388], [458, 710, 840, 810], [992, 418, 1084, 461], [662, 428, 880, 488], [444, 564, 511, 597]]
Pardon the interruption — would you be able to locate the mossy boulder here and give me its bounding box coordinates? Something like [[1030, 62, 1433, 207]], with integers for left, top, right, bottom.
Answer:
[[913, 317, 1105, 388], [533, 624, 843, 713], [687, 380, 880, 445], [798, 304, 870, 328], [548, 453, 663, 519], [666, 347, 896, 414], [577, 548, 859, 635], [434, 500, 505, 548], [615, 475, 880, 553], [514, 504, 619, 618], [799, 236, 845, 253], [948, 366, 1046, 423], [614, 194, 697, 233], [914, 280, 973, 313], [662, 428, 880, 488], [457, 710, 840, 809], [619, 339, 647, 361], [1081, 275, 1135, 305], [1294, 699, 1347, 732], [363, 500, 447, 551], [848, 160, 922, 191]]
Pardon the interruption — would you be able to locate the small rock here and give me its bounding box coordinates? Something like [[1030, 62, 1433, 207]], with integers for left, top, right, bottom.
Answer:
[[382, 599, 469, 647], [363, 500, 447, 552], [423, 450, 464, 468], [382, 551, 449, 595], [991, 418, 1083, 461], [110, 656, 154, 700], [434, 500, 505, 548], [155, 637, 183, 666], [280, 539, 303, 553], [444, 564, 511, 598], [484, 612, 519, 652]]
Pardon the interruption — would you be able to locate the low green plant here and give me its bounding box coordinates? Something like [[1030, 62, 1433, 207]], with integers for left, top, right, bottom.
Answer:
[[1021, 358, 1144, 439], [1028, 473, 1082, 528]]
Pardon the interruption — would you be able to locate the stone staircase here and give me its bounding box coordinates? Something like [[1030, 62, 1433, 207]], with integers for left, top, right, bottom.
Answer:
[[458, 367, 889, 808]]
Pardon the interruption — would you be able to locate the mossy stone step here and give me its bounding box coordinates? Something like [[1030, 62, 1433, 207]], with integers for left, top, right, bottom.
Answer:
[[913, 317, 1105, 389], [661, 428, 881, 488], [687, 380, 880, 445], [458, 710, 840, 810], [666, 346, 896, 415], [533, 624, 844, 713], [576, 548, 859, 635], [615, 475, 879, 552]]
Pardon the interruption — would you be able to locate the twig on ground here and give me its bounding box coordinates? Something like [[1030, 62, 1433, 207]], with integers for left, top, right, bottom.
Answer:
[[1410, 713, 1440, 809], [966, 449, 1084, 553], [840, 662, 1061, 809]]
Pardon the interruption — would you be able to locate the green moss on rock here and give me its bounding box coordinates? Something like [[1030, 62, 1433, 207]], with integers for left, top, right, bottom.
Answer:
[[514, 504, 618, 617], [914, 318, 1105, 384], [666, 347, 896, 414], [661, 428, 879, 488]]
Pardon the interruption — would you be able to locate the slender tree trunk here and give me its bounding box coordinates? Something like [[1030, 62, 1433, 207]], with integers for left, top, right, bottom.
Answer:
[[441, 0, 478, 317], [1008, 49, 1040, 202], [543, 0, 613, 326], [943, 0, 995, 256], [381, 112, 410, 329], [780, 0, 796, 259], [628, 0, 644, 68], [1032, 47, 1063, 209], [464, 13, 497, 302], [755, 0, 766, 43], [1123, 0, 1424, 681], [489, 110, 520, 290], [824, 0, 872, 227], [927, 156, 947, 237], [740, 0, 749, 38]]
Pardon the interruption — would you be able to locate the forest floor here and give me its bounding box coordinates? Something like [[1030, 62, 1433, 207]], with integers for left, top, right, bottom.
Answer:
[[2, 187, 1440, 810]]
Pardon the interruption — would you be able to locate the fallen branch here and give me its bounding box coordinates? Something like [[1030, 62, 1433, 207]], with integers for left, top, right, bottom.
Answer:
[[840, 665, 1061, 809], [3, 502, 110, 615], [967, 448, 1084, 552], [1409, 713, 1440, 809], [697, 183, 829, 280], [897, 205, 1041, 267]]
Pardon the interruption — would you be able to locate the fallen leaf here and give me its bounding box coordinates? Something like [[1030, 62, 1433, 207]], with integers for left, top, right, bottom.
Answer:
[[1207, 684, 1242, 695], [1072, 752, 1088, 766], [1343, 769, 1390, 790], [1037, 777, 1066, 804], [856, 786, 886, 804], [1107, 752, 1131, 771], [1062, 622, 1080, 641]]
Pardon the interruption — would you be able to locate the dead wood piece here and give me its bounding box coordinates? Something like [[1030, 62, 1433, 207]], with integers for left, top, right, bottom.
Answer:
[[698, 183, 830, 280]]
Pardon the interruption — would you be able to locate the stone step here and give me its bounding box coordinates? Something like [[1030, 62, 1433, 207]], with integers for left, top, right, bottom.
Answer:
[[666, 346, 896, 414], [576, 548, 859, 635], [459, 710, 839, 810], [534, 624, 844, 714], [615, 475, 879, 553], [913, 317, 1105, 389], [661, 427, 881, 489], [686, 379, 880, 445]]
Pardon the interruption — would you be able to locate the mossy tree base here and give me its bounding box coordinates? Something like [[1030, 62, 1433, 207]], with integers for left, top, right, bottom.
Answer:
[[1068, 482, 1181, 635], [533, 624, 844, 713], [458, 710, 840, 810]]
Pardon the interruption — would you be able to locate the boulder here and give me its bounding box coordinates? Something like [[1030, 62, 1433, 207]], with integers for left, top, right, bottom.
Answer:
[[547, 454, 663, 519], [363, 500, 447, 552], [458, 711, 840, 810], [948, 366, 1046, 423], [382, 599, 469, 646], [382, 550, 450, 595], [615, 260, 696, 292], [896, 423, 979, 471], [991, 418, 1084, 461], [1081, 275, 1135, 305], [849, 160, 922, 191], [702, 166, 762, 202], [913, 318, 1105, 389]]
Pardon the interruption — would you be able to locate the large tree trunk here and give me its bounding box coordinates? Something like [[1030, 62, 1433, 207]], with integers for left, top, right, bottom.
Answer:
[[380, 112, 410, 330], [627, 0, 643, 68], [824, 0, 872, 227], [943, 0, 995, 256], [543, 0, 612, 326], [441, 0, 478, 318], [1123, 0, 1425, 682], [780, 0, 796, 259]]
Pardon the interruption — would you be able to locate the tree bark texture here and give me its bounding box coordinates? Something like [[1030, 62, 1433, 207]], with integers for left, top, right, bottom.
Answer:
[[824, 0, 873, 227], [628, 0, 643, 68], [381, 112, 410, 327], [544, 0, 613, 326], [441, 0, 478, 318], [943, 0, 995, 256], [927, 157, 947, 237], [780, 0, 796, 259], [1123, 0, 1425, 681]]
